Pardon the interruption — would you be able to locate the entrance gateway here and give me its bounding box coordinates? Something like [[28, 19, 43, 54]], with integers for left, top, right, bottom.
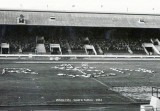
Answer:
[[142, 43, 160, 55], [1, 43, 10, 54], [50, 44, 62, 55], [84, 45, 97, 55]]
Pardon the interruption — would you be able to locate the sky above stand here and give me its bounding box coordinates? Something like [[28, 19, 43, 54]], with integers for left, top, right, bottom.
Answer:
[[0, 0, 160, 14]]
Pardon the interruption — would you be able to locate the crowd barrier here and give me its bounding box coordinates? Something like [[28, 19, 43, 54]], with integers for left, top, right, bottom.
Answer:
[[0, 54, 160, 58]]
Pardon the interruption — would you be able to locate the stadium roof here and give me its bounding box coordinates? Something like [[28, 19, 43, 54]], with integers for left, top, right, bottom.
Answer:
[[0, 0, 160, 28], [0, 10, 160, 28]]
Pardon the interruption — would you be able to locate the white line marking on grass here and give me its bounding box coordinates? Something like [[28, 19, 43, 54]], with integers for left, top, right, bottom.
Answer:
[[92, 78, 112, 90], [113, 94, 136, 103], [92, 78, 136, 103]]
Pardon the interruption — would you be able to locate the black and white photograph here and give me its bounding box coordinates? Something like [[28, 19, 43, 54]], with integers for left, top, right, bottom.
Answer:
[[0, 0, 160, 110]]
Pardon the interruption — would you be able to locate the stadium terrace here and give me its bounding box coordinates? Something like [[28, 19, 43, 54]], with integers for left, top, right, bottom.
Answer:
[[0, 0, 160, 58]]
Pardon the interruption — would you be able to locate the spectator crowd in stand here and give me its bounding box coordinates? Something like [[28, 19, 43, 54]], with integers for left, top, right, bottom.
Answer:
[[0, 26, 159, 54], [0, 35, 145, 54]]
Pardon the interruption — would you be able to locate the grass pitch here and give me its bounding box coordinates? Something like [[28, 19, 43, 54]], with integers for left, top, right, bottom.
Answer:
[[0, 59, 159, 106]]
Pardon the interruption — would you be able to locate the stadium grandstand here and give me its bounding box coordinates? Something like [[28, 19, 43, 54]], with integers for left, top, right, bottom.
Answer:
[[0, 0, 160, 57], [1, 0, 160, 111], [1, 26, 160, 56]]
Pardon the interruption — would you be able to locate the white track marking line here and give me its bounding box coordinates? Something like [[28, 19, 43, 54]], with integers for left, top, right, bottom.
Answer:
[[15, 61, 125, 64]]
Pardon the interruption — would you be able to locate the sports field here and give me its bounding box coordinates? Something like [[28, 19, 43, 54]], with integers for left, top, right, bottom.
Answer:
[[0, 58, 159, 107]]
